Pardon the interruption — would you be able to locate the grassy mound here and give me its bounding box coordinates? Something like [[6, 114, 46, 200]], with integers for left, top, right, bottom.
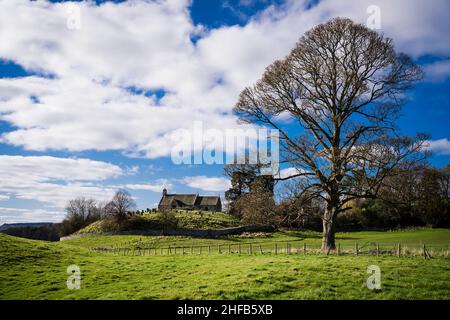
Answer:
[[75, 210, 240, 235]]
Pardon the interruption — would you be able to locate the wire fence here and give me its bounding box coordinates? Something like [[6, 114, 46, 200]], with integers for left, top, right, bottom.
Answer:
[[88, 240, 450, 259]]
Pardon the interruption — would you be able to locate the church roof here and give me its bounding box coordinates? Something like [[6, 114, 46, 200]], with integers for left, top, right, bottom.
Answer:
[[196, 196, 221, 206], [159, 194, 198, 207], [158, 192, 221, 208]]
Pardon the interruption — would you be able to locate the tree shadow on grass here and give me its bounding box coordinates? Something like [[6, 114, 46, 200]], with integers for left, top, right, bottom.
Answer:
[[277, 230, 322, 240]]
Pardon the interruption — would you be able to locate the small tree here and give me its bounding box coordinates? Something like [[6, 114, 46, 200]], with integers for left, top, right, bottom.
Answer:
[[224, 164, 260, 216], [105, 190, 136, 224], [235, 176, 278, 226]]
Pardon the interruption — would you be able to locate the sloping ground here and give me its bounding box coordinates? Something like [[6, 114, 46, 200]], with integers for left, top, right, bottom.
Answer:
[[1, 230, 449, 299], [76, 210, 239, 234]]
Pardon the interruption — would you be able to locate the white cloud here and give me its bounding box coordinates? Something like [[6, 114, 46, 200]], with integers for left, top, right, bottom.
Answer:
[[182, 176, 231, 192], [0, 207, 64, 224], [424, 60, 450, 82], [125, 179, 173, 192], [0, 0, 244, 158], [0, 0, 448, 158], [425, 139, 450, 155], [277, 167, 305, 179], [0, 155, 123, 208]]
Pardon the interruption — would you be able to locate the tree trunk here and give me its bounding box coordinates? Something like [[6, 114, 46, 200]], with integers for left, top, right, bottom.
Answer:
[[321, 207, 337, 251]]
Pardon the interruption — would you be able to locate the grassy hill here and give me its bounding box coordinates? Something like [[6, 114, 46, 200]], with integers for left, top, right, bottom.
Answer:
[[76, 210, 240, 234], [1, 228, 449, 299]]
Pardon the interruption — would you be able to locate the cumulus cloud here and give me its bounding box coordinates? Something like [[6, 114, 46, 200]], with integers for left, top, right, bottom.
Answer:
[[125, 179, 173, 192], [0, 0, 449, 158], [277, 167, 305, 179], [0, 0, 244, 157], [182, 176, 231, 192], [424, 60, 450, 82], [424, 139, 450, 155], [0, 155, 123, 208], [0, 207, 65, 224]]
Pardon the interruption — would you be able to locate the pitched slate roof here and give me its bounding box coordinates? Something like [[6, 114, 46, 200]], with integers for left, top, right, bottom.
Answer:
[[196, 196, 221, 206], [159, 194, 198, 207], [158, 192, 221, 208]]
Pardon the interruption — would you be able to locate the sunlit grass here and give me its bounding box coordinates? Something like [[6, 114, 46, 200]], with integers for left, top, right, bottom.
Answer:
[[1, 229, 449, 300]]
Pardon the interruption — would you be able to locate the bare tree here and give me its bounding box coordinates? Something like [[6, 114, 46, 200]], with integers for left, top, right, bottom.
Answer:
[[65, 197, 98, 221], [105, 189, 136, 223], [234, 18, 427, 251], [61, 197, 101, 235]]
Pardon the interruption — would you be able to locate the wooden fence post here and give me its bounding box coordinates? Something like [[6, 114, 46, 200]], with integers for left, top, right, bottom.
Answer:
[[259, 245, 263, 254], [218, 244, 221, 254], [397, 243, 401, 258], [337, 242, 340, 256], [208, 245, 211, 255], [303, 243, 307, 254], [275, 243, 277, 255], [228, 244, 231, 254], [250, 244, 253, 255], [355, 242, 359, 256], [199, 246, 202, 255]]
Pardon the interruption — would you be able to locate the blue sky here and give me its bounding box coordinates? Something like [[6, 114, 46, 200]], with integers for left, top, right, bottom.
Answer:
[[0, 0, 449, 223]]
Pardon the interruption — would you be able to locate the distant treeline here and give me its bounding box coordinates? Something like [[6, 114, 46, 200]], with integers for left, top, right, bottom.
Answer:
[[225, 164, 450, 231], [1, 225, 60, 241]]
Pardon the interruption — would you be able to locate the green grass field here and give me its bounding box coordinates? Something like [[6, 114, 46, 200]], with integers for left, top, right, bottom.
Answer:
[[1, 228, 449, 300], [67, 227, 450, 254]]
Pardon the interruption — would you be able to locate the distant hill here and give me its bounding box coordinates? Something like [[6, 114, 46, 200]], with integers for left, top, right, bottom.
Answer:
[[0, 222, 54, 231]]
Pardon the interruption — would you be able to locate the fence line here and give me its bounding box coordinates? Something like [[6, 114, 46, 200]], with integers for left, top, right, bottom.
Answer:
[[88, 241, 450, 259]]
